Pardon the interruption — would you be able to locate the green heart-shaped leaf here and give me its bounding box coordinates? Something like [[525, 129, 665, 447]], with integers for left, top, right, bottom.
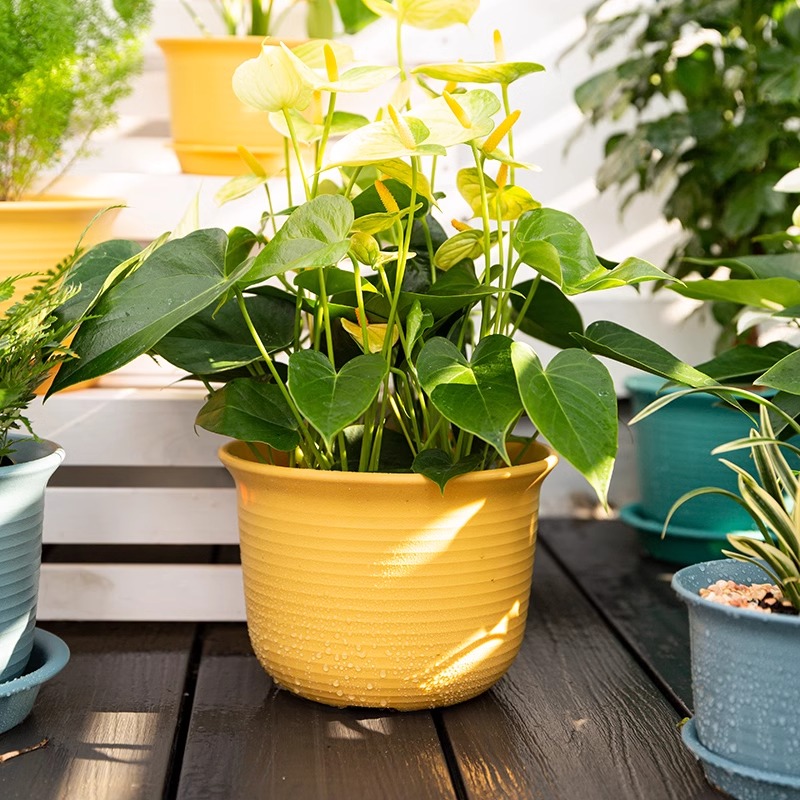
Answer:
[[246, 195, 354, 284], [696, 343, 796, 383], [672, 277, 800, 310], [154, 293, 295, 374], [511, 279, 584, 349], [512, 344, 617, 505], [196, 379, 300, 450], [576, 256, 672, 292], [417, 335, 522, 463], [574, 321, 718, 388], [758, 350, 800, 395], [287, 351, 388, 448], [513, 208, 597, 289], [57, 239, 143, 329], [51, 229, 246, 392], [411, 449, 483, 493]]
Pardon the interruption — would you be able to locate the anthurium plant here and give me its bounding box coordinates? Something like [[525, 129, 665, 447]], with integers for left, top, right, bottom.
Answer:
[[53, 0, 678, 502], [179, 0, 378, 38]]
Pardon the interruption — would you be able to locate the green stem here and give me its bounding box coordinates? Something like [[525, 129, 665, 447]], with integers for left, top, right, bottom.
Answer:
[[283, 137, 293, 207], [179, 0, 211, 35], [282, 108, 311, 201], [312, 92, 338, 197], [344, 167, 362, 199], [421, 216, 436, 284], [351, 257, 371, 352], [336, 431, 348, 471], [318, 270, 335, 366], [264, 180, 278, 237], [509, 272, 540, 336], [470, 144, 494, 337], [396, 18, 407, 81], [235, 290, 329, 468], [246, 441, 268, 464]]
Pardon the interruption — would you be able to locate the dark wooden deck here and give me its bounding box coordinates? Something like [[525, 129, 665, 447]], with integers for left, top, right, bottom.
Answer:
[[0, 520, 721, 799]]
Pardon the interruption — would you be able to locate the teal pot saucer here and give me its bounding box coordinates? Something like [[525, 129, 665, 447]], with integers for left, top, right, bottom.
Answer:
[[682, 720, 800, 800], [619, 503, 760, 565], [0, 628, 70, 735]]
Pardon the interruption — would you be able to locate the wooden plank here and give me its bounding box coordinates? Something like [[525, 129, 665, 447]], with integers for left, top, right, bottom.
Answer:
[[176, 625, 457, 800], [438, 548, 720, 800], [39, 564, 246, 621], [43, 486, 237, 545], [26, 389, 223, 466], [0, 622, 195, 800], [539, 518, 693, 709]]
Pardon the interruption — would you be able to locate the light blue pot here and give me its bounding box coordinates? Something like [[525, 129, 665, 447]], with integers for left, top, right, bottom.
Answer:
[[627, 373, 760, 532], [673, 560, 800, 798], [0, 435, 64, 683]]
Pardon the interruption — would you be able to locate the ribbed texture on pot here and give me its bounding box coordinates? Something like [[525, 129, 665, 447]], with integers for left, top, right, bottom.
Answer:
[[0, 437, 64, 683], [221, 442, 557, 710], [674, 560, 800, 777]]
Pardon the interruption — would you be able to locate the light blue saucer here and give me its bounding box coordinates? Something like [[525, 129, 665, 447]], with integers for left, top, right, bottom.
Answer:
[[0, 628, 70, 735]]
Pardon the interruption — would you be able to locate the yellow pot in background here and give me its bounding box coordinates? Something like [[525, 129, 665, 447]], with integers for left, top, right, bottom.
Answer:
[[220, 441, 557, 710], [0, 196, 120, 311], [158, 37, 305, 176]]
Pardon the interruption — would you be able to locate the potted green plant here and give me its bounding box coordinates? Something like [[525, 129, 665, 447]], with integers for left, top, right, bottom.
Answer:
[[159, 0, 382, 174], [575, 0, 800, 289], [53, 3, 678, 710], [670, 403, 800, 800], [0, 0, 152, 306], [573, 0, 800, 561], [0, 263, 99, 731]]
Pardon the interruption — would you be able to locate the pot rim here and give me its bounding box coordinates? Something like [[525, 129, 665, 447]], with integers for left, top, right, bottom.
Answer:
[[672, 559, 800, 628], [157, 35, 307, 49], [625, 372, 774, 403], [0, 196, 122, 212], [219, 439, 557, 487], [1, 434, 65, 477]]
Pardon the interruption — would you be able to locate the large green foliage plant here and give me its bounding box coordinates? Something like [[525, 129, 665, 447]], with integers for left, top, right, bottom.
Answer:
[[52, 0, 693, 503], [0, 0, 152, 201], [575, 0, 800, 287]]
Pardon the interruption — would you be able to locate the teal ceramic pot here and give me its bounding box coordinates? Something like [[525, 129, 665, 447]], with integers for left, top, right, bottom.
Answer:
[[626, 374, 759, 532], [673, 560, 800, 799], [0, 435, 64, 683]]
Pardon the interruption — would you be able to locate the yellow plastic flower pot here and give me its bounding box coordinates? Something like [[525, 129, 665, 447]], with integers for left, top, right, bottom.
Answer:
[[158, 37, 307, 176], [0, 196, 119, 310], [219, 441, 557, 710]]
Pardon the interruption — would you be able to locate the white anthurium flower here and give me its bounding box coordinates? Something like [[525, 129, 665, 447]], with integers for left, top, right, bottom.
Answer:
[[267, 109, 369, 144], [412, 89, 499, 146], [326, 114, 444, 167], [280, 43, 399, 94], [775, 167, 800, 193], [291, 39, 354, 70], [232, 42, 315, 113], [362, 0, 479, 29], [326, 89, 499, 167], [413, 60, 545, 85]]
